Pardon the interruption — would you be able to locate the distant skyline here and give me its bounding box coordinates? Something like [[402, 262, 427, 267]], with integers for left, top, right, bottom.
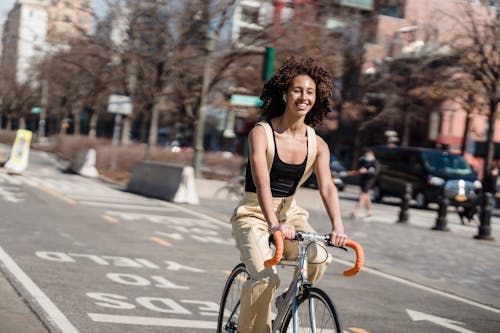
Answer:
[[0, 0, 108, 23]]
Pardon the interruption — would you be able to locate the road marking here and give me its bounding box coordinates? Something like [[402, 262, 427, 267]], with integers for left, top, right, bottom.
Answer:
[[80, 201, 178, 211], [102, 215, 119, 224], [35, 185, 76, 205], [407, 309, 476, 333], [88, 313, 215, 328], [348, 328, 370, 333], [150, 236, 172, 247], [0, 246, 80, 333], [333, 258, 500, 315], [160, 201, 232, 229]]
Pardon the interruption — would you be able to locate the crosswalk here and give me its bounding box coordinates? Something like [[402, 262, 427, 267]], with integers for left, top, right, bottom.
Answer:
[[0, 168, 164, 210]]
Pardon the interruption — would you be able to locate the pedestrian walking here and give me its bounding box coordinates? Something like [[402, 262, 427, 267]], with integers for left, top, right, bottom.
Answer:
[[352, 148, 379, 220]]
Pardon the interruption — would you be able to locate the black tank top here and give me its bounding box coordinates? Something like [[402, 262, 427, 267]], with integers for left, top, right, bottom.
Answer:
[[244, 124, 307, 197]]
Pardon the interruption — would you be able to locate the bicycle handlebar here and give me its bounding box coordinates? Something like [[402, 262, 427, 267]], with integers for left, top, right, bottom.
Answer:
[[342, 239, 364, 277], [263, 231, 364, 277], [264, 230, 284, 268]]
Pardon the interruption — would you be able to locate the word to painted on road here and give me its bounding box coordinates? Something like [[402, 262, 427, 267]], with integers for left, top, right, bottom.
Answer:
[[36, 251, 220, 329]]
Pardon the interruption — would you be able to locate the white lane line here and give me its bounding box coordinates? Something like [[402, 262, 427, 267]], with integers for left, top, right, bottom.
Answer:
[[78, 201, 179, 211], [88, 313, 215, 329], [0, 246, 80, 333], [160, 201, 232, 229], [333, 258, 500, 315]]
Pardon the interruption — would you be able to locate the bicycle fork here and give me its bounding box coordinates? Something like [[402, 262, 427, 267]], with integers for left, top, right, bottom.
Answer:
[[272, 242, 311, 333]]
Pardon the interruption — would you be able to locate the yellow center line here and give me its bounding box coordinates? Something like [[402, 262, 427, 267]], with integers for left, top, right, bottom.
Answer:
[[101, 215, 119, 224], [348, 328, 370, 333], [150, 236, 172, 247], [35, 185, 76, 205]]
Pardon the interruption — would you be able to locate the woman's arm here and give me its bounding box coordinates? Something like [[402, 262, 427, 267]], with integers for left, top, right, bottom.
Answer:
[[314, 136, 347, 246]]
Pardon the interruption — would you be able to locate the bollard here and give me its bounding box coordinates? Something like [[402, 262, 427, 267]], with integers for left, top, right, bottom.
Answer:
[[432, 194, 449, 231], [475, 192, 495, 240], [398, 183, 412, 223]]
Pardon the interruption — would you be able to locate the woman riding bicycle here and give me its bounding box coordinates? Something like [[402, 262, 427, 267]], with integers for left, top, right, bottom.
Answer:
[[230, 56, 347, 333]]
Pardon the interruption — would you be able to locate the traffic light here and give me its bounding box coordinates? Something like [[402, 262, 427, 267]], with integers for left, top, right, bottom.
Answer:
[[262, 47, 276, 82]]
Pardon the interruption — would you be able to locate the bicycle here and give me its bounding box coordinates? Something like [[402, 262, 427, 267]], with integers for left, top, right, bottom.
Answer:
[[217, 230, 364, 333], [214, 175, 245, 201]]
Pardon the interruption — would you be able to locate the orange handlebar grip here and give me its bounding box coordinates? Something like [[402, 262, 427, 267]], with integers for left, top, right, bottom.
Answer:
[[343, 239, 364, 277], [264, 230, 284, 268]]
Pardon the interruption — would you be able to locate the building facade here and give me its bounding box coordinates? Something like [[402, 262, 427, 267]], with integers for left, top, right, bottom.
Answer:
[[1, 0, 92, 84]]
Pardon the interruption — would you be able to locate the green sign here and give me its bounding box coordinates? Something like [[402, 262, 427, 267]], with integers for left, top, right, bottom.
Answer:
[[339, 0, 373, 10], [31, 107, 43, 114], [230, 94, 263, 107]]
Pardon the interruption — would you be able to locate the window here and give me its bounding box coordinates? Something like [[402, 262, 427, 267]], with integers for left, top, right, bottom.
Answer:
[[377, 0, 405, 18]]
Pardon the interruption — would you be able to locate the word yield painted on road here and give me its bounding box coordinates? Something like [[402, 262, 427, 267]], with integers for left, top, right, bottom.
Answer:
[[35, 251, 204, 272]]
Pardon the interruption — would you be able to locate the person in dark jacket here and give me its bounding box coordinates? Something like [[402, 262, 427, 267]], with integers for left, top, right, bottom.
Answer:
[[352, 148, 378, 219]]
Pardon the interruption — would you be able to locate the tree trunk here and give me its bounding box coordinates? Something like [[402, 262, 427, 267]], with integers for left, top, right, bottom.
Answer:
[[401, 111, 411, 146], [88, 111, 98, 139], [460, 113, 471, 155], [483, 98, 498, 180], [72, 104, 81, 136], [148, 102, 159, 145], [19, 117, 26, 129]]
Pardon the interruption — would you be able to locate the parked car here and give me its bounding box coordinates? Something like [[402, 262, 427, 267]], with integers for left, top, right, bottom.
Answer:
[[302, 156, 346, 191], [370, 145, 482, 209]]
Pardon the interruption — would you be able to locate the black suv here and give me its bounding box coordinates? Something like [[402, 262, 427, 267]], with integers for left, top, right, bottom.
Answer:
[[371, 145, 482, 209]]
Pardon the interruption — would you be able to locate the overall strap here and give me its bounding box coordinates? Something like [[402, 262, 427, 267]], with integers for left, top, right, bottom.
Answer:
[[255, 121, 317, 186], [297, 126, 318, 187], [255, 121, 275, 171]]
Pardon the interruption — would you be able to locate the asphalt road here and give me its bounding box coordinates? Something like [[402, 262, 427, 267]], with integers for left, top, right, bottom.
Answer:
[[0, 148, 499, 333]]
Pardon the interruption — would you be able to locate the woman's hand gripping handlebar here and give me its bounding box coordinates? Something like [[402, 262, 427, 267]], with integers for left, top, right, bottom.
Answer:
[[264, 231, 364, 277], [264, 230, 284, 268]]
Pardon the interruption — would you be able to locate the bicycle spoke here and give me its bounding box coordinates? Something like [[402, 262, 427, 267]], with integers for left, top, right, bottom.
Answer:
[[217, 263, 249, 333], [281, 288, 342, 333]]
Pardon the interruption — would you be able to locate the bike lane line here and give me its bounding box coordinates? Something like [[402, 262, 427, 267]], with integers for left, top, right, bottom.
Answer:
[[333, 257, 500, 315], [88, 313, 216, 329], [34, 185, 76, 205], [0, 246, 80, 333]]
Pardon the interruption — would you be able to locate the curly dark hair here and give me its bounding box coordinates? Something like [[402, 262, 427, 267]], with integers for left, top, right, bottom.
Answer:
[[260, 56, 334, 127]]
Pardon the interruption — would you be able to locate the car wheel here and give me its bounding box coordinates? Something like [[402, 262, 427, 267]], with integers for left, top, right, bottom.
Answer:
[[415, 192, 428, 209], [372, 185, 383, 202]]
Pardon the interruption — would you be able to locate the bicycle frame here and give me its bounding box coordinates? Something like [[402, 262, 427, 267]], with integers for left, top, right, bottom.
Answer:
[[217, 232, 363, 333], [272, 233, 330, 333]]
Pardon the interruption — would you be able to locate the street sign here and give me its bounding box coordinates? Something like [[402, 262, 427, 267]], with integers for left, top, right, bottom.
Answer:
[[107, 94, 133, 115], [230, 94, 263, 107], [31, 107, 43, 114]]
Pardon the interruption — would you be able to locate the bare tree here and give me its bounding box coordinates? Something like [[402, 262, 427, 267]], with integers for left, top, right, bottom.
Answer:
[[445, 0, 499, 239]]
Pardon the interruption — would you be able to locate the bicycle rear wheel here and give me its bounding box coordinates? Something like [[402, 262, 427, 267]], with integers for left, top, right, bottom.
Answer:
[[280, 287, 343, 333], [216, 263, 249, 333]]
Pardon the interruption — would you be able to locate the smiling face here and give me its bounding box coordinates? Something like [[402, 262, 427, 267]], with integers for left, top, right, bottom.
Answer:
[[284, 75, 316, 117]]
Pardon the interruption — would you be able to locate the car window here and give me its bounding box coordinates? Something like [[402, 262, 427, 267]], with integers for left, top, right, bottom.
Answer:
[[422, 151, 472, 175]]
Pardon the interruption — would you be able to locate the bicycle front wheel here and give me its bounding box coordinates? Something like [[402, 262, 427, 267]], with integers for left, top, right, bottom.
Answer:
[[281, 287, 343, 333], [216, 263, 249, 333]]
